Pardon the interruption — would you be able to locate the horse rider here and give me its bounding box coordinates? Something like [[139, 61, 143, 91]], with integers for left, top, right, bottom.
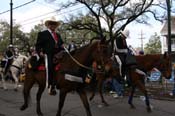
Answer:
[[35, 18, 64, 95], [3, 44, 15, 75], [113, 29, 130, 78]]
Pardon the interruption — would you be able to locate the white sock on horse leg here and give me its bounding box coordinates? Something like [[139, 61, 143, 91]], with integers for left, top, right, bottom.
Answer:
[[135, 69, 146, 76], [115, 55, 122, 76]]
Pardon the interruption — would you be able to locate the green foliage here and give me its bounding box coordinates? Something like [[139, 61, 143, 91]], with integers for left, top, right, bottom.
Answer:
[[28, 24, 44, 47], [144, 33, 162, 54], [0, 21, 26, 53]]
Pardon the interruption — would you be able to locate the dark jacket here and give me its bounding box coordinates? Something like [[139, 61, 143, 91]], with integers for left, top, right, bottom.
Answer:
[[35, 30, 64, 55], [4, 49, 14, 59], [115, 35, 127, 49]]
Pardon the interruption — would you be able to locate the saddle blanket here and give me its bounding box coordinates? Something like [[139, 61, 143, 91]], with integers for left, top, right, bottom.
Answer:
[[30, 64, 61, 71], [65, 74, 83, 83]]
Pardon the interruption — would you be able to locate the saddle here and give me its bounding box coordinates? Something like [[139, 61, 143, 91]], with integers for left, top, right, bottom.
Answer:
[[125, 54, 137, 66], [28, 55, 61, 71]]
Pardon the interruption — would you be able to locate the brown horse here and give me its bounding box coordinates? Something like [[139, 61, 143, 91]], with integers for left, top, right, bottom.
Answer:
[[20, 38, 111, 116], [89, 53, 171, 112]]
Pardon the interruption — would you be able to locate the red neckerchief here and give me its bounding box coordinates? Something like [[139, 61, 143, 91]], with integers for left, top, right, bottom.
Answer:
[[52, 31, 58, 43]]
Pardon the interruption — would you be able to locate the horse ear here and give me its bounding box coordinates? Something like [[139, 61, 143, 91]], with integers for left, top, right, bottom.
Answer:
[[100, 36, 106, 43]]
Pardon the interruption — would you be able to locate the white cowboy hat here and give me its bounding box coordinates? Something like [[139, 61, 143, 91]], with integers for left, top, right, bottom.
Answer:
[[120, 29, 130, 38], [44, 17, 60, 27]]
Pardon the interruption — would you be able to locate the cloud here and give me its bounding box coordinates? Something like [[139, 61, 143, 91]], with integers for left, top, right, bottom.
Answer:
[[14, 4, 57, 32]]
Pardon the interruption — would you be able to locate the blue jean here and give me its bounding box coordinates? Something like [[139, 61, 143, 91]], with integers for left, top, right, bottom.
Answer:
[[111, 78, 124, 96], [172, 83, 175, 95]]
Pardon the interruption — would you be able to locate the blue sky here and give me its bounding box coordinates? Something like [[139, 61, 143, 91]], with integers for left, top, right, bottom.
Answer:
[[0, 0, 172, 48]]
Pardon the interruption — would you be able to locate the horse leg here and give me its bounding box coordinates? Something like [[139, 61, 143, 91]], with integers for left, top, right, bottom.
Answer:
[[36, 81, 46, 116], [128, 85, 136, 109], [89, 80, 97, 101], [56, 89, 67, 116], [1, 74, 7, 90], [20, 77, 35, 111], [11, 69, 19, 91], [98, 78, 108, 106], [77, 88, 92, 116], [89, 90, 95, 101], [136, 80, 151, 112]]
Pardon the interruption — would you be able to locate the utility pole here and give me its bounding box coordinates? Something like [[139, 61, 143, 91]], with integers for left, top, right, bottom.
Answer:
[[10, 0, 13, 44], [138, 30, 145, 51], [167, 0, 171, 54]]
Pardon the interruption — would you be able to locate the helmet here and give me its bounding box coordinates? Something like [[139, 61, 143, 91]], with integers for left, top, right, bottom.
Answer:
[[8, 44, 13, 48], [139, 50, 144, 55]]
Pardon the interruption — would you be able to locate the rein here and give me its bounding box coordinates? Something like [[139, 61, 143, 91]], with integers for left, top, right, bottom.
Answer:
[[63, 44, 107, 74], [63, 47, 93, 71]]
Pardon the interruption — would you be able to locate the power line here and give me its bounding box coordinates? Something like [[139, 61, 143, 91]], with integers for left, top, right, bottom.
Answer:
[[36, 1, 58, 10], [0, 0, 36, 15], [18, 9, 61, 23], [20, 6, 85, 26], [17, 3, 80, 23]]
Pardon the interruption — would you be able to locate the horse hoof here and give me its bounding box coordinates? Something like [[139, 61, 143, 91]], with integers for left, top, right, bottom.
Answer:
[[20, 105, 28, 111], [89, 97, 93, 101], [102, 101, 109, 106], [147, 107, 152, 113], [4, 88, 8, 91], [37, 112, 43, 116], [14, 88, 18, 92], [130, 105, 136, 109]]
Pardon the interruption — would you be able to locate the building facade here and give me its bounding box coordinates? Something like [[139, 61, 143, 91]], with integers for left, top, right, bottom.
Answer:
[[160, 16, 175, 53]]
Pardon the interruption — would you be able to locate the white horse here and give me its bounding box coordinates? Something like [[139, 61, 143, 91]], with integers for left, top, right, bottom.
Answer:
[[0, 54, 28, 91]]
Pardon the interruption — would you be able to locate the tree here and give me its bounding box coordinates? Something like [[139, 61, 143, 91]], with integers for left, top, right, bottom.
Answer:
[[28, 23, 45, 47], [144, 33, 161, 54], [45, 0, 173, 49], [0, 20, 27, 53], [59, 21, 97, 46]]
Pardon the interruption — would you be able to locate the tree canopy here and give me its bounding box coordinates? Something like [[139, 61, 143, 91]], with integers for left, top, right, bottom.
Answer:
[[49, 0, 174, 41], [144, 33, 161, 54]]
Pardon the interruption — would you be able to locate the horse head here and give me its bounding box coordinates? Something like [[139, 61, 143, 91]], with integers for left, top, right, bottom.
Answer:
[[90, 37, 112, 70]]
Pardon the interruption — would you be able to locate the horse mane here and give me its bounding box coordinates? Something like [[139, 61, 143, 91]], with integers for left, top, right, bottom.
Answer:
[[57, 40, 99, 60]]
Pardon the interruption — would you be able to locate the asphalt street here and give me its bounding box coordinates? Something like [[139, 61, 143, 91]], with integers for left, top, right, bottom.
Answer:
[[0, 83, 175, 116]]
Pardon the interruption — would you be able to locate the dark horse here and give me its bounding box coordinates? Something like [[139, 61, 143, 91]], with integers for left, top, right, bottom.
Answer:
[[89, 53, 171, 112], [20, 38, 111, 116]]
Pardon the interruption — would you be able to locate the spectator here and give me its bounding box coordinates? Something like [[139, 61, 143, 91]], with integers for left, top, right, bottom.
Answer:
[[139, 50, 144, 55], [104, 77, 124, 98], [68, 40, 77, 52]]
